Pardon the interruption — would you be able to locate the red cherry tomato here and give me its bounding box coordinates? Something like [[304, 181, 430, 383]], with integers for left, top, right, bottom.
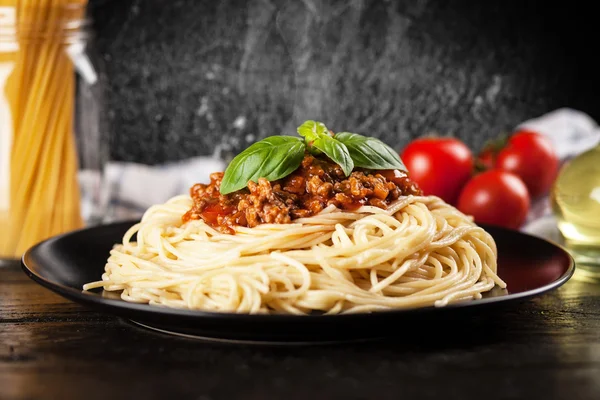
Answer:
[[476, 148, 496, 171], [495, 130, 559, 198], [401, 137, 474, 205], [474, 134, 509, 172], [457, 170, 530, 230]]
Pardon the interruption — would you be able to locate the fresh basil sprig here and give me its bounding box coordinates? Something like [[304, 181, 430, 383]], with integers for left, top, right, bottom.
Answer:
[[297, 120, 328, 142], [220, 136, 306, 195], [219, 120, 407, 195], [334, 132, 406, 171], [297, 120, 354, 175], [312, 135, 354, 176]]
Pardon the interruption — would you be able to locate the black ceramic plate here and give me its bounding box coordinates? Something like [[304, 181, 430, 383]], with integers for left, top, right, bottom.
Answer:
[[21, 220, 575, 344]]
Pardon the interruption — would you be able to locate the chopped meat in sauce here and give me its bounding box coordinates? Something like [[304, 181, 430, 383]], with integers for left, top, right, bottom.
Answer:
[[182, 153, 422, 233]]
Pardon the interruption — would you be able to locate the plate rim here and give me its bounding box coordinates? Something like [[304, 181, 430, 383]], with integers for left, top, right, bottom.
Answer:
[[20, 219, 576, 322]]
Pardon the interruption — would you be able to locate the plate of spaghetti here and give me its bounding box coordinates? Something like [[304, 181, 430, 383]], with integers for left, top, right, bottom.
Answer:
[[22, 121, 575, 343]]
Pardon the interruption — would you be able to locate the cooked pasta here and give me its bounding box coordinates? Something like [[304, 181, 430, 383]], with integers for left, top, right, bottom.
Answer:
[[0, 0, 87, 258], [83, 194, 506, 315]]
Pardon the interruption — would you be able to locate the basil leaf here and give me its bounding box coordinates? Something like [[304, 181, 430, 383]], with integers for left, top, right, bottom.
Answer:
[[335, 132, 407, 171], [312, 135, 354, 176], [220, 136, 306, 195], [297, 120, 328, 142]]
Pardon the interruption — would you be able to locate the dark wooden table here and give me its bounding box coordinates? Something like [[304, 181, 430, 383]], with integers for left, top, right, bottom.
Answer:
[[2, 260, 600, 400]]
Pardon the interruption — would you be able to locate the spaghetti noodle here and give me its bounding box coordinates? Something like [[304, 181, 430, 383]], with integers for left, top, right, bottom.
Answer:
[[0, 0, 87, 258], [83, 193, 506, 315]]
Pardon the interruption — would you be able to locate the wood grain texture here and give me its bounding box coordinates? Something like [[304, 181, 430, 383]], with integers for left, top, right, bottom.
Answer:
[[2, 263, 600, 400]]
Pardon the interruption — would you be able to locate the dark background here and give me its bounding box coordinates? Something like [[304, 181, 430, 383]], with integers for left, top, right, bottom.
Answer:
[[88, 0, 599, 165]]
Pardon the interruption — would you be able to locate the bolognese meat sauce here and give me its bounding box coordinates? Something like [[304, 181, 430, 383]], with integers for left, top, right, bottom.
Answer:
[[182, 153, 422, 233]]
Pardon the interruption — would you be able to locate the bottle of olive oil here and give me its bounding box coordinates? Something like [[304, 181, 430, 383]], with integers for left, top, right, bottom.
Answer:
[[551, 143, 600, 281]]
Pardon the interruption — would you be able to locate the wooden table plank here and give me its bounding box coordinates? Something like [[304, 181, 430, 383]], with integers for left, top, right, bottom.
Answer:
[[2, 264, 600, 400]]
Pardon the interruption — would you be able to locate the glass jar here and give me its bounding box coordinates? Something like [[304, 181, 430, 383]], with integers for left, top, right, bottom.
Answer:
[[0, 1, 108, 260]]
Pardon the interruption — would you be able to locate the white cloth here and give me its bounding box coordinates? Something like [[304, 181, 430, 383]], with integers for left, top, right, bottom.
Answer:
[[87, 108, 600, 236], [91, 156, 226, 222]]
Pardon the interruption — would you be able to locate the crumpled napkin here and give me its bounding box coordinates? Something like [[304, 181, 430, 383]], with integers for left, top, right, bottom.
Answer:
[[88, 108, 600, 234], [97, 156, 226, 222]]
